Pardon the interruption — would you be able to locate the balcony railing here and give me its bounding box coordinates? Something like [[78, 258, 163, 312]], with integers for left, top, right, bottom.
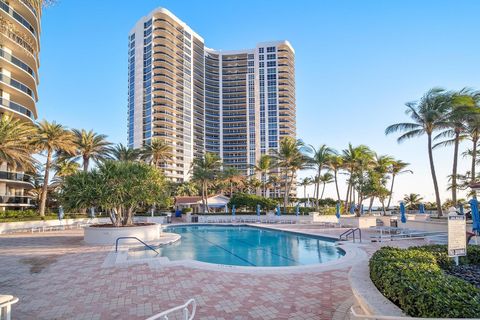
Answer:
[[0, 47, 35, 78], [0, 195, 33, 204], [0, 0, 36, 36], [0, 97, 34, 120], [0, 73, 35, 99], [0, 171, 32, 183]]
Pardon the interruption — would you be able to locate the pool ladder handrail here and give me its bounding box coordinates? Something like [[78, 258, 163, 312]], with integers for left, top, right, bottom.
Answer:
[[145, 299, 196, 320], [115, 236, 159, 254], [339, 228, 362, 242]]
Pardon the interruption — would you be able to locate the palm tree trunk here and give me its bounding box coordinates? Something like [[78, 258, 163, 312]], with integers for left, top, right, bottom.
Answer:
[[283, 171, 289, 213], [472, 135, 478, 183], [387, 174, 396, 209], [320, 183, 326, 200], [368, 197, 374, 212], [39, 149, 52, 217], [315, 168, 321, 208], [427, 133, 443, 216], [201, 182, 207, 213], [344, 178, 351, 212], [83, 156, 89, 172], [451, 131, 460, 204], [334, 170, 340, 202]]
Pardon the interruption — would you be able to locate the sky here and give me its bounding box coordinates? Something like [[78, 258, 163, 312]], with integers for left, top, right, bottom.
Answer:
[[37, 0, 480, 204]]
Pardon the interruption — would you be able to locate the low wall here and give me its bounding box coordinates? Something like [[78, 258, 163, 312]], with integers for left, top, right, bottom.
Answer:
[[84, 223, 161, 245], [339, 216, 378, 228], [0, 218, 110, 234], [134, 216, 167, 224]]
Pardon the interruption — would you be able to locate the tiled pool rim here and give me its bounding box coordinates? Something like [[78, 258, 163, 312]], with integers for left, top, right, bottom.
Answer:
[[104, 223, 366, 274]]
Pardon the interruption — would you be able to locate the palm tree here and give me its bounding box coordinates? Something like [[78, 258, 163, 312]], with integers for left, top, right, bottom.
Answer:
[[297, 177, 312, 200], [403, 193, 424, 210], [140, 138, 173, 169], [175, 181, 199, 197], [51, 158, 80, 187], [110, 144, 140, 162], [253, 155, 272, 196], [318, 173, 334, 200], [386, 160, 412, 209], [222, 167, 244, 196], [464, 92, 480, 184], [270, 137, 308, 212], [325, 153, 343, 203], [72, 129, 111, 172], [33, 121, 76, 216], [268, 175, 280, 198], [367, 154, 395, 211], [0, 115, 36, 171], [190, 152, 221, 213], [433, 89, 479, 203], [305, 144, 334, 208], [386, 88, 451, 216]]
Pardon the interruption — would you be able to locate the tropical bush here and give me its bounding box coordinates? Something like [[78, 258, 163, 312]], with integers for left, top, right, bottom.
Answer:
[[59, 161, 170, 226], [228, 193, 278, 210], [370, 246, 480, 318]]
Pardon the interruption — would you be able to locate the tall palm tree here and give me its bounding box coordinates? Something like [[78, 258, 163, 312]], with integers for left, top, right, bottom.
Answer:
[[51, 158, 80, 187], [386, 160, 412, 208], [318, 173, 334, 200], [403, 193, 424, 210], [222, 167, 244, 196], [0, 115, 36, 171], [297, 177, 312, 200], [464, 92, 480, 184], [140, 138, 173, 169], [253, 155, 273, 196], [367, 154, 395, 211], [33, 121, 76, 216], [271, 137, 308, 212], [72, 129, 111, 172], [433, 89, 479, 203], [110, 144, 140, 162], [305, 144, 334, 208], [190, 152, 221, 213], [268, 175, 280, 198], [325, 153, 343, 203], [386, 88, 451, 216]]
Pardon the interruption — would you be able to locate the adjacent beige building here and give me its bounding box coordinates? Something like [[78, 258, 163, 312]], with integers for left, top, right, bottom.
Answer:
[[0, 0, 41, 208], [128, 8, 296, 195]]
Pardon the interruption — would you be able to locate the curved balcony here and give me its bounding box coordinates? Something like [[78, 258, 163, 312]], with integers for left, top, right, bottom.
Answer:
[[0, 170, 33, 186], [0, 47, 35, 79], [0, 0, 37, 40], [0, 72, 36, 101], [0, 96, 35, 120], [0, 194, 33, 205]]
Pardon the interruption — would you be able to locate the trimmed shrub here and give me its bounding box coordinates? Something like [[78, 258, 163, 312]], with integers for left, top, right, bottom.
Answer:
[[370, 246, 480, 318], [228, 193, 278, 211]]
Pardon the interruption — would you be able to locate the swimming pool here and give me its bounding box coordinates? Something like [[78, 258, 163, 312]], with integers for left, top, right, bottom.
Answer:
[[128, 225, 344, 267]]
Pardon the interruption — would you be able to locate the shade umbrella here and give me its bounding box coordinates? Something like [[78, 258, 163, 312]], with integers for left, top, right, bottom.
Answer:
[[419, 203, 425, 214], [89, 207, 96, 219], [400, 202, 407, 224], [57, 206, 64, 221], [335, 202, 341, 219], [276, 205, 281, 216], [295, 205, 300, 217], [256, 204, 260, 217], [232, 204, 236, 217], [468, 198, 480, 234], [458, 203, 464, 215], [360, 204, 364, 215], [349, 203, 355, 214]]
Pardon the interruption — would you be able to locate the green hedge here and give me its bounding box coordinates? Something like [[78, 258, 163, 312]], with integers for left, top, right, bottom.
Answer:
[[0, 210, 90, 222], [370, 246, 480, 318]]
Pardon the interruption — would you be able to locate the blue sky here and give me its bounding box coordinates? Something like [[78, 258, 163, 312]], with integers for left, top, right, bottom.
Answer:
[[38, 0, 480, 203]]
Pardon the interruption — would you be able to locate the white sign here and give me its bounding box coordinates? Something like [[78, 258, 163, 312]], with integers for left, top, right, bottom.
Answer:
[[448, 213, 467, 257]]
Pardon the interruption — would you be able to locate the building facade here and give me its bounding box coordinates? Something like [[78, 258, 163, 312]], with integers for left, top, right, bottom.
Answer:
[[128, 8, 295, 188], [0, 0, 41, 209]]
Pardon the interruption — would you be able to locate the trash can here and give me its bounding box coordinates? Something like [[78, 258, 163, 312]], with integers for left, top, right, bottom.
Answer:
[[192, 215, 199, 223], [166, 213, 172, 224], [390, 219, 398, 228], [175, 209, 182, 218]]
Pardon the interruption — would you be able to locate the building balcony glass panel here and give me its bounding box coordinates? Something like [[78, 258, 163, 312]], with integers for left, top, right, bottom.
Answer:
[[0, 47, 35, 78], [0, 73, 35, 100], [0, 97, 34, 120], [0, 170, 33, 184], [0, 194, 33, 205]]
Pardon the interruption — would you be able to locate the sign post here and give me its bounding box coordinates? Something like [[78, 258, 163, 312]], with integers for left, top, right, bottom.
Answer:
[[448, 211, 467, 265]]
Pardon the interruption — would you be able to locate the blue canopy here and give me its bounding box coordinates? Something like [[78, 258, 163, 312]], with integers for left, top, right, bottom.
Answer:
[[295, 205, 300, 217], [58, 206, 64, 220], [232, 204, 236, 216], [400, 202, 407, 224], [256, 204, 260, 216], [468, 198, 480, 234], [349, 203, 355, 214], [335, 202, 341, 219], [419, 203, 425, 214], [276, 205, 281, 216]]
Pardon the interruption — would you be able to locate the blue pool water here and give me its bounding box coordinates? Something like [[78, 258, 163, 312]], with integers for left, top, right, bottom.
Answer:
[[129, 225, 344, 267]]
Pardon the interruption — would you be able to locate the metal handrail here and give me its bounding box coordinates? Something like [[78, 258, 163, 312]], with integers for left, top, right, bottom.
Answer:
[[115, 237, 159, 254], [145, 299, 196, 320], [340, 228, 362, 243]]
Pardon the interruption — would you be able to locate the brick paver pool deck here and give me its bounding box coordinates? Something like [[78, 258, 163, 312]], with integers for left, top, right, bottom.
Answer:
[[0, 226, 426, 320]]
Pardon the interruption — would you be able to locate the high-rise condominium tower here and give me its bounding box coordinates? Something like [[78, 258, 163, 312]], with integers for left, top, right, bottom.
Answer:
[[128, 8, 295, 187], [0, 0, 41, 209]]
